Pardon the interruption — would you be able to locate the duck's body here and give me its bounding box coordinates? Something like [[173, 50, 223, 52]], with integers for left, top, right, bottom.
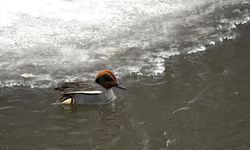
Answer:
[[56, 82, 116, 105], [55, 69, 126, 105]]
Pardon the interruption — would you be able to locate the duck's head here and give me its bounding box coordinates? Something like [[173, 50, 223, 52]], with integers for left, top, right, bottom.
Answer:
[[95, 69, 126, 90]]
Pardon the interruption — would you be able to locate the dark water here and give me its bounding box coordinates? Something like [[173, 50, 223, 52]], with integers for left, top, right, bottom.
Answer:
[[1, 22, 250, 150], [1, 0, 250, 149]]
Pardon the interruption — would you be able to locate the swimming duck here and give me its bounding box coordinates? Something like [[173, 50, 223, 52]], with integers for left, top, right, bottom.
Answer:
[[55, 69, 126, 105]]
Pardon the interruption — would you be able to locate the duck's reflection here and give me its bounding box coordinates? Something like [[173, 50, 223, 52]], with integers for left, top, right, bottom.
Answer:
[[57, 101, 115, 113]]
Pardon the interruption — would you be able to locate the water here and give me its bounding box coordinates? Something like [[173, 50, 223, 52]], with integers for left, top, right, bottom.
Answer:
[[0, 0, 249, 87], [0, 0, 250, 149]]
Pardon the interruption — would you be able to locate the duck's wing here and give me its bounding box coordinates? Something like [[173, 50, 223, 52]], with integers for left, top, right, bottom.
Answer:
[[55, 82, 99, 92], [63, 90, 103, 95]]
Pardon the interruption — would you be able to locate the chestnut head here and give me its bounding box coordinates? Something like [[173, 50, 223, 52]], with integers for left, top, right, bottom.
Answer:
[[95, 69, 126, 90]]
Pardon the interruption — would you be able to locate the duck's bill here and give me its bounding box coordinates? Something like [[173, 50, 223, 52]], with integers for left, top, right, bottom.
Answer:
[[115, 84, 127, 90]]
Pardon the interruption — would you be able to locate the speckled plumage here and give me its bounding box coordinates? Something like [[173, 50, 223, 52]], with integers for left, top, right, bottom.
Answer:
[[56, 82, 116, 105]]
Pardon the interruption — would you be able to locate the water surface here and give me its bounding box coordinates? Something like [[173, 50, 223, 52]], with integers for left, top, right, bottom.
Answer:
[[0, 0, 250, 149]]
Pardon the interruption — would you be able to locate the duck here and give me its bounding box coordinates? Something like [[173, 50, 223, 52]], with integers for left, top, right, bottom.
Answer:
[[55, 69, 126, 105]]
